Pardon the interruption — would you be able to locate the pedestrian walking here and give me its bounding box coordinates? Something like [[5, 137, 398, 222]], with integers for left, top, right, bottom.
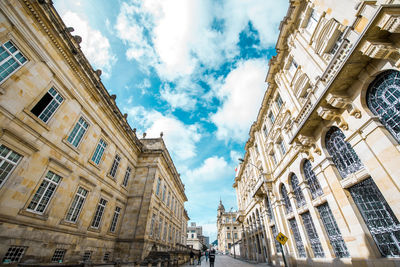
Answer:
[[209, 248, 215, 267], [190, 250, 195, 265], [205, 250, 209, 262], [197, 250, 202, 265]]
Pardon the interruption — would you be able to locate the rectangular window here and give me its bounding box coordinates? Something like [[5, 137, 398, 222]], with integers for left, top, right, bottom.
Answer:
[[271, 153, 277, 165], [65, 187, 88, 222], [171, 196, 175, 211], [109, 206, 121, 233], [234, 233, 238, 239], [2, 246, 27, 263], [0, 144, 22, 187], [276, 94, 283, 109], [150, 213, 156, 237], [82, 251, 91, 262], [0, 40, 27, 83], [27, 171, 61, 213], [103, 252, 110, 262], [289, 218, 306, 258], [279, 141, 286, 155], [156, 178, 161, 195], [159, 217, 163, 239], [51, 249, 66, 263], [91, 139, 107, 165], [31, 87, 64, 123], [263, 125, 268, 138], [169, 225, 172, 242], [317, 203, 350, 257], [163, 222, 168, 241], [306, 9, 319, 33], [167, 191, 170, 207], [301, 211, 325, 257], [109, 154, 121, 178], [268, 112, 275, 124], [122, 166, 131, 187], [91, 198, 107, 228], [67, 117, 89, 147], [162, 185, 166, 201]]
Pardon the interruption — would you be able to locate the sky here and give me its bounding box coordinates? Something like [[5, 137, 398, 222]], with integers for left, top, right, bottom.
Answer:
[[53, 0, 289, 242]]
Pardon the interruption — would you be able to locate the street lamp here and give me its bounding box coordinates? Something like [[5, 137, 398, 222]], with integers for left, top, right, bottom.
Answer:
[[229, 207, 237, 259]]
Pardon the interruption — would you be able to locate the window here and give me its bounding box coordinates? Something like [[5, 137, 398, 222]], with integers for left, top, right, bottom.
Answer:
[[2, 246, 27, 263], [167, 191, 171, 207], [31, 87, 63, 123], [156, 178, 161, 195], [51, 249, 66, 262], [172, 196, 175, 211], [317, 203, 349, 257], [109, 154, 121, 178], [268, 112, 275, 124], [263, 125, 268, 138], [227, 226, 230, 230], [0, 40, 27, 83], [349, 178, 400, 257], [109, 206, 121, 233], [191, 234, 194, 238], [290, 174, 306, 207], [234, 233, 238, 239], [279, 140, 286, 155], [227, 233, 231, 239], [280, 184, 293, 214], [67, 117, 88, 147], [163, 222, 168, 241], [266, 195, 274, 222], [367, 70, 400, 143], [122, 166, 131, 187], [276, 94, 283, 109], [325, 126, 363, 178], [65, 187, 88, 222], [306, 9, 319, 33], [169, 225, 172, 242], [288, 59, 298, 77], [150, 213, 156, 237], [289, 219, 306, 257], [0, 144, 22, 187], [271, 226, 282, 253], [159, 217, 163, 239], [270, 152, 277, 165], [303, 160, 323, 199], [301, 212, 325, 258], [27, 171, 61, 213], [162, 185, 166, 202], [91, 198, 107, 228], [91, 139, 107, 165], [103, 252, 110, 262], [82, 251, 91, 262]]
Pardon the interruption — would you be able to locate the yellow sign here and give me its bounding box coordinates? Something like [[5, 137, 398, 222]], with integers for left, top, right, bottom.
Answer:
[[276, 232, 288, 245]]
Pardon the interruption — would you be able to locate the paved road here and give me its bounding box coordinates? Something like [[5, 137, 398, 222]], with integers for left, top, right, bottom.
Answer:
[[181, 255, 271, 267]]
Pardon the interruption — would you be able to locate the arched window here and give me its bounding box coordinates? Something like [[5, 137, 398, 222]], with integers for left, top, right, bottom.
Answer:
[[303, 160, 323, 199], [290, 174, 306, 207], [281, 184, 293, 214], [325, 126, 363, 178], [367, 70, 400, 143]]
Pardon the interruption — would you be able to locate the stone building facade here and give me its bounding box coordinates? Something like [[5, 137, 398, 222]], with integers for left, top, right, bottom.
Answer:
[[0, 0, 187, 264], [216, 201, 241, 254], [186, 222, 205, 250], [233, 0, 400, 266]]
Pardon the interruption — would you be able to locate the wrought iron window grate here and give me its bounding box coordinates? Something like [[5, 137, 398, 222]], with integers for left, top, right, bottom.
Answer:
[[281, 184, 293, 214], [291, 173, 306, 207], [303, 160, 323, 199], [301, 212, 325, 258], [289, 218, 306, 257], [271, 225, 282, 253]]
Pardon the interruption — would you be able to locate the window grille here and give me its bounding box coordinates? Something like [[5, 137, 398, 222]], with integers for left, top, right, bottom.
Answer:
[[27, 171, 61, 213], [265, 195, 274, 222], [317, 203, 349, 257], [0, 40, 27, 83], [269, 112, 275, 124], [51, 249, 66, 262], [279, 141, 287, 155], [82, 251, 91, 262], [109, 206, 121, 233], [109, 154, 121, 178], [367, 70, 400, 143], [0, 144, 22, 187], [349, 178, 400, 257], [303, 160, 323, 199], [66, 187, 88, 222], [289, 218, 306, 257], [301, 212, 325, 257], [91, 198, 107, 228], [156, 178, 161, 195], [271, 226, 282, 253], [103, 252, 110, 262], [325, 126, 363, 178], [290, 174, 306, 207], [2, 246, 27, 263], [91, 139, 107, 165], [31, 87, 64, 123], [276, 94, 283, 109], [122, 166, 131, 187], [281, 184, 293, 214], [67, 117, 89, 147]]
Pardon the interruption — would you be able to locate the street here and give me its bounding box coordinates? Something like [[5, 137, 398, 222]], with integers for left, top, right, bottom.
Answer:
[[181, 255, 271, 267]]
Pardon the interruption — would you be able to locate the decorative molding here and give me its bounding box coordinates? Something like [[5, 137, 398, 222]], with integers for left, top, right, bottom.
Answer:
[[326, 93, 361, 118], [317, 106, 348, 130], [360, 39, 399, 60], [377, 13, 400, 33]]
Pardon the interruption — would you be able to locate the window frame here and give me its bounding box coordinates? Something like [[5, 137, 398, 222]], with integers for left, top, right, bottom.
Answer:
[[109, 206, 121, 233], [122, 166, 131, 187], [65, 186, 89, 223], [0, 40, 28, 84], [30, 87, 64, 124], [66, 116, 90, 148], [90, 197, 108, 229], [108, 154, 121, 178], [0, 143, 22, 188], [2, 246, 27, 263], [90, 138, 108, 166]]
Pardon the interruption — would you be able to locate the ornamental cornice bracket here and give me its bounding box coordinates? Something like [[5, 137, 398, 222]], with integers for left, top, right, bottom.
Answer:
[[377, 13, 400, 33], [317, 106, 348, 131], [326, 93, 361, 119], [360, 40, 399, 60], [294, 139, 314, 162], [298, 134, 322, 156]]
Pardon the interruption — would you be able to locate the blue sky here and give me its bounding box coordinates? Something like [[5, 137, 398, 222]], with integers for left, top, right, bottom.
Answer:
[[53, 0, 289, 242]]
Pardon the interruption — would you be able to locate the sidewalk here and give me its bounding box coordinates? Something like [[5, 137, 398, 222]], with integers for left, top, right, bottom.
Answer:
[[180, 255, 272, 267]]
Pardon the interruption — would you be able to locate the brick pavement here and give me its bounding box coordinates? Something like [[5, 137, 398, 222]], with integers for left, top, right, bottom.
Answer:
[[180, 254, 272, 267]]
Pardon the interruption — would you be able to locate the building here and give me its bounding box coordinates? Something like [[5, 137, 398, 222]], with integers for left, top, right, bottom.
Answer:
[[233, 0, 400, 266], [186, 222, 205, 250], [0, 0, 187, 264], [216, 201, 241, 254]]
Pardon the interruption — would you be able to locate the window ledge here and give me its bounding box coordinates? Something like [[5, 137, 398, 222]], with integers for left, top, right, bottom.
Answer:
[[87, 226, 101, 233], [340, 168, 369, 189], [62, 139, 80, 155], [59, 219, 78, 228], [18, 209, 48, 221], [88, 159, 101, 171], [106, 173, 117, 181], [23, 108, 50, 131]]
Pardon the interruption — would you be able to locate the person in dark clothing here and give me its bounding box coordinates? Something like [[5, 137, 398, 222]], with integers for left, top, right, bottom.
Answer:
[[197, 250, 202, 265], [190, 250, 195, 265], [205, 250, 209, 262], [209, 248, 215, 267]]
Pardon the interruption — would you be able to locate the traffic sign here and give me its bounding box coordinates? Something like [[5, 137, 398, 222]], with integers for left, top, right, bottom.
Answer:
[[276, 232, 288, 245]]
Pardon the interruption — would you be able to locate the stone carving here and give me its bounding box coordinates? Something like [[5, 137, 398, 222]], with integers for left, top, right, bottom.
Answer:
[[317, 106, 348, 130], [377, 13, 400, 33], [326, 93, 361, 118], [360, 40, 398, 60]]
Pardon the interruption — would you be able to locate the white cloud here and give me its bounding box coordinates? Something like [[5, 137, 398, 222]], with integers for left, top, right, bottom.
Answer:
[[185, 156, 228, 182], [230, 150, 242, 163], [210, 58, 267, 142], [62, 12, 116, 79], [126, 106, 201, 161]]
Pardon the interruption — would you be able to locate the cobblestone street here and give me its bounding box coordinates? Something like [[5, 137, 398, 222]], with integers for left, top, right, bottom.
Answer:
[[181, 255, 271, 267]]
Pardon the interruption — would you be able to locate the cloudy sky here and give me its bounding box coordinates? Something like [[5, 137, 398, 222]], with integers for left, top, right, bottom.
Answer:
[[53, 0, 289, 241]]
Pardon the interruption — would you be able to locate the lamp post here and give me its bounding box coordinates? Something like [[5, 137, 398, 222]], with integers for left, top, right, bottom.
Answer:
[[229, 207, 237, 259]]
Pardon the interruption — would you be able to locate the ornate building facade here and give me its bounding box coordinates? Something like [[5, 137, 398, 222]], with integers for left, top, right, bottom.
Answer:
[[233, 0, 400, 266], [216, 201, 241, 254], [0, 0, 188, 264]]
